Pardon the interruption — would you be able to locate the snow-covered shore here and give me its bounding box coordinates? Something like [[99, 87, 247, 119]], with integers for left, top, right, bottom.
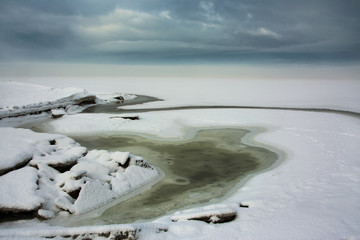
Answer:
[[32, 108, 360, 239], [0, 127, 160, 218], [11, 77, 360, 113], [0, 81, 97, 120], [0, 81, 136, 122], [0, 82, 160, 222], [0, 78, 359, 239]]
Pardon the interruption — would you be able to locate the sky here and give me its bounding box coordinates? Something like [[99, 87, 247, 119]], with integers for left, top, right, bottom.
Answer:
[[0, 0, 359, 77]]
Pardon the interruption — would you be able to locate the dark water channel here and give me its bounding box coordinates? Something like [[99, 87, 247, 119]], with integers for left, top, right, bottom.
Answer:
[[62, 128, 277, 226]]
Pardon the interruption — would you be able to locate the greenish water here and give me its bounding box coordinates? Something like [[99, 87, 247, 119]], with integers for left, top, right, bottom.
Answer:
[[63, 128, 277, 226]]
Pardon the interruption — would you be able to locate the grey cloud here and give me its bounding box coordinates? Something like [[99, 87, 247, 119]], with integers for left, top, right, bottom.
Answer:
[[0, 0, 359, 63]]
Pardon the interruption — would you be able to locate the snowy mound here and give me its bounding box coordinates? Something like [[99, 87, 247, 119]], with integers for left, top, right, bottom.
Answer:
[[0, 81, 96, 119], [0, 128, 160, 218]]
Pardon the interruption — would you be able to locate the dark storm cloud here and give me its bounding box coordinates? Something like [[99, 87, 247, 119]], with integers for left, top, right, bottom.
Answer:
[[0, 0, 359, 63]]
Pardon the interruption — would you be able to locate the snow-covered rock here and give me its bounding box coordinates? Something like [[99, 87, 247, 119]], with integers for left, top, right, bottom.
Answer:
[[0, 127, 160, 218], [0, 127, 57, 175], [171, 203, 239, 224], [73, 180, 117, 214], [111, 151, 130, 166], [0, 167, 43, 212], [51, 109, 66, 119]]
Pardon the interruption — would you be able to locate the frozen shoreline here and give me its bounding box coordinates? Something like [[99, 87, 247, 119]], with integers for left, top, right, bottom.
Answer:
[[0, 82, 162, 225], [1, 79, 359, 239], [52, 127, 278, 227], [6, 108, 359, 239]]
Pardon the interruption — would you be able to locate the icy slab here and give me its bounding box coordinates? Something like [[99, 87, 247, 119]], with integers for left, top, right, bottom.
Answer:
[[70, 150, 158, 214], [0, 128, 160, 217], [0, 167, 43, 212], [74, 180, 117, 214]]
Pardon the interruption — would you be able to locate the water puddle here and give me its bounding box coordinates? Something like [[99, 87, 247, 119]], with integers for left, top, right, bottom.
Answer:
[[56, 128, 277, 226]]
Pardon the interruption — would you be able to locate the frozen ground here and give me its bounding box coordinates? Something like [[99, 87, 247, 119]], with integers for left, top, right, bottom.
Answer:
[[0, 78, 359, 239]]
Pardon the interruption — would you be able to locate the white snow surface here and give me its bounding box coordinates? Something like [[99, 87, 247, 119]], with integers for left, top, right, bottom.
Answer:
[[0, 81, 95, 119], [0, 127, 57, 173], [8, 77, 360, 113], [0, 167, 43, 212], [0, 81, 87, 108], [0, 78, 359, 240], [170, 203, 238, 222], [95, 92, 137, 103]]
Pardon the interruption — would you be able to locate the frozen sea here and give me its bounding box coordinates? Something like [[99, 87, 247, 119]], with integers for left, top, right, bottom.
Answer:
[[0, 78, 360, 240]]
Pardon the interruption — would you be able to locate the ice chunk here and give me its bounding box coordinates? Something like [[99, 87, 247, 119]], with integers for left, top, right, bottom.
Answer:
[[111, 152, 130, 166], [124, 165, 159, 188], [71, 161, 110, 182], [37, 209, 55, 219], [74, 180, 116, 214], [0, 167, 43, 212]]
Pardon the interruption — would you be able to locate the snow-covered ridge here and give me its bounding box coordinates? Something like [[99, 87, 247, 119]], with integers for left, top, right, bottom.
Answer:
[[0, 81, 96, 119], [0, 127, 160, 219]]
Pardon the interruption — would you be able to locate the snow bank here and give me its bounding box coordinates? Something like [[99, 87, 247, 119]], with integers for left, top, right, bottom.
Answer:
[[0, 81, 96, 119], [0, 128, 160, 218]]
